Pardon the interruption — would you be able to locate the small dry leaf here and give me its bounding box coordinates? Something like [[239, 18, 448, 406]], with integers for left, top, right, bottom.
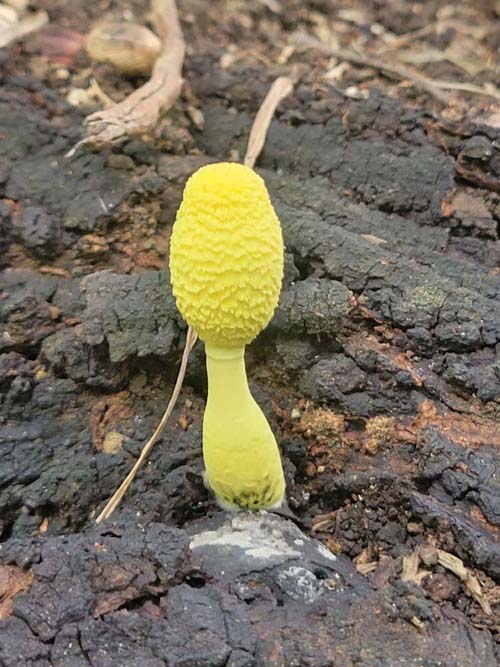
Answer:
[[78, 233, 110, 255], [401, 552, 419, 581], [370, 556, 400, 589], [354, 547, 377, 571], [444, 42, 489, 76], [344, 85, 369, 99], [67, 87, 98, 109], [311, 20, 339, 51], [483, 83, 500, 99]]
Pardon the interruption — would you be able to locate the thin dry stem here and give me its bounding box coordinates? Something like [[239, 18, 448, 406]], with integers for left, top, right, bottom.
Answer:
[[244, 76, 294, 169], [96, 326, 197, 523], [67, 0, 184, 154]]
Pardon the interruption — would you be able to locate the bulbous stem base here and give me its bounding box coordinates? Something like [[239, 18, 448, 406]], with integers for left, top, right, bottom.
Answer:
[[203, 344, 285, 510]]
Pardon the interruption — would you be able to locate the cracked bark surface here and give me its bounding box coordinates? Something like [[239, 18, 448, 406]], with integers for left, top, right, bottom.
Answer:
[[1, 3, 499, 663], [0, 513, 496, 667]]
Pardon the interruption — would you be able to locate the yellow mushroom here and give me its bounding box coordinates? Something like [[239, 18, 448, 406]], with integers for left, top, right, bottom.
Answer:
[[170, 162, 286, 510]]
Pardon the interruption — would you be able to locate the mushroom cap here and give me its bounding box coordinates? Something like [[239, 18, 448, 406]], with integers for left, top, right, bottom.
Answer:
[[170, 162, 284, 347]]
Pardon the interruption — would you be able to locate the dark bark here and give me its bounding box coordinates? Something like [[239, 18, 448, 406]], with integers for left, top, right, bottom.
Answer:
[[1, 8, 499, 664]]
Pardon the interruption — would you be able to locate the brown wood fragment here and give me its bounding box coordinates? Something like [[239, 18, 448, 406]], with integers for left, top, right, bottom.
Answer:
[[410, 616, 426, 632], [436, 549, 492, 616], [68, 0, 185, 152], [401, 552, 428, 585], [0, 566, 34, 619]]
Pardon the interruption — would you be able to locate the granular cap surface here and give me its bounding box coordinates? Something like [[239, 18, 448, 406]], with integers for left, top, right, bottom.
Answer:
[[170, 162, 284, 347]]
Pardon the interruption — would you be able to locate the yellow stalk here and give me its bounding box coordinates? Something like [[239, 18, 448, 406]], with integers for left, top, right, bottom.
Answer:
[[203, 345, 285, 510]]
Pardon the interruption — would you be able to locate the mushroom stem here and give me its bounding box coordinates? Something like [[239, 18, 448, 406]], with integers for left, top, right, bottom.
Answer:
[[203, 344, 285, 510]]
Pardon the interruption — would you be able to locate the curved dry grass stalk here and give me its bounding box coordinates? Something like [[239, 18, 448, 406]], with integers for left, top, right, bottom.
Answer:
[[96, 326, 197, 523], [244, 76, 294, 168]]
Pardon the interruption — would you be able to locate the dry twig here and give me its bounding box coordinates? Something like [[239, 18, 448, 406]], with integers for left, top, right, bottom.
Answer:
[[67, 0, 184, 155], [96, 326, 197, 523]]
